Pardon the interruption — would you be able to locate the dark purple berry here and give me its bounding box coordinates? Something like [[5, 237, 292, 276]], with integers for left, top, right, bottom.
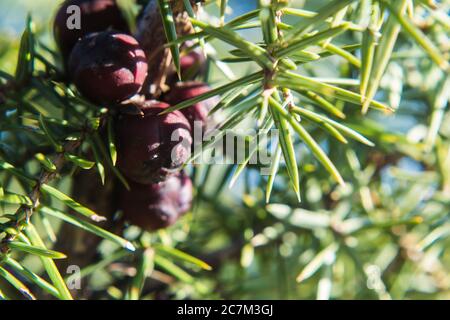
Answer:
[[119, 171, 193, 231], [165, 81, 217, 135], [68, 31, 148, 105], [116, 100, 192, 184]]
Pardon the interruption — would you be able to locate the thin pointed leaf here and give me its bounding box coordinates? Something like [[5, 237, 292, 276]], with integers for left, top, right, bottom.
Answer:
[[260, 0, 278, 45], [225, 9, 260, 28], [309, 77, 360, 86], [127, 248, 154, 300], [161, 71, 264, 114], [89, 138, 106, 185], [277, 23, 350, 58], [41, 184, 107, 222], [107, 117, 118, 166], [8, 241, 66, 259], [360, 3, 380, 98], [190, 18, 273, 68], [24, 224, 73, 300], [298, 90, 345, 118], [64, 154, 95, 170], [220, 0, 228, 24], [362, 0, 408, 113], [40, 206, 135, 252], [15, 15, 35, 86], [279, 57, 299, 70], [318, 43, 361, 58], [17, 233, 31, 245], [258, 92, 270, 126], [285, 0, 354, 39], [321, 42, 361, 68], [276, 71, 392, 112], [270, 103, 301, 201], [290, 106, 374, 146], [291, 122, 345, 185], [229, 47, 319, 62], [0, 266, 35, 300], [313, 120, 349, 144], [157, 0, 181, 78], [92, 134, 130, 190], [219, 96, 261, 131], [229, 118, 274, 188], [154, 244, 212, 271], [0, 192, 33, 206], [266, 144, 282, 203], [37, 211, 57, 243], [154, 255, 194, 283], [281, 7, 317, 18], [167, 9, 261, 46], [39, 114, 63, 152], [5, 258, 60, 299], [190, 103, 257, 165], [34, 153, 57, 172], [269, 97, 345, 186], [289, 50, 321, 62], [182, 0, 206, 60], [425, 75, 450, 149], [209, 84, 256, 115], [360, 28, 377, 98], [296, 243, 338, 283]]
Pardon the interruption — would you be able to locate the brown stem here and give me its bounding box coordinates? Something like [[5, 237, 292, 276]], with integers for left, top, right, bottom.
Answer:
[[0, 139, 82, 254]]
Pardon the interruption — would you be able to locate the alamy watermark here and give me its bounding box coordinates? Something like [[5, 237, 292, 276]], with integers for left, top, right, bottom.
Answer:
[[65, 5, 82, 30], [66, 265, 81, 290]]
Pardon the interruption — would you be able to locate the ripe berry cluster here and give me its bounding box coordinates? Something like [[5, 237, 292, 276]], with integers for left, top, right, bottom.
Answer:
[[54, 0, 212, 230]]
